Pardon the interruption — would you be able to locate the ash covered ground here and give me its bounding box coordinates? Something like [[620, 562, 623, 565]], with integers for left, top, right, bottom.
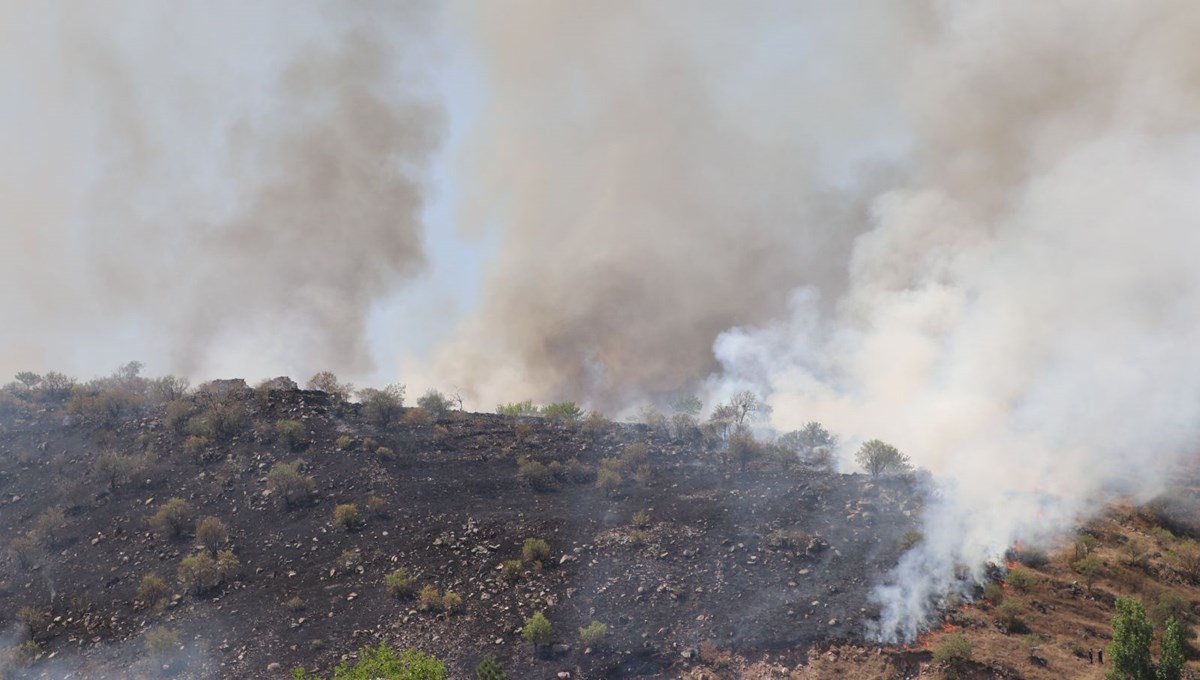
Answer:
[[0, 383, 923, 679]]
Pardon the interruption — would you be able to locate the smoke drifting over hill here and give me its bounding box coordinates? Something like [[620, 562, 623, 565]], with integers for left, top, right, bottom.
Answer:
[[0, 1, 440, 379], [6, 0, 1200, 644]]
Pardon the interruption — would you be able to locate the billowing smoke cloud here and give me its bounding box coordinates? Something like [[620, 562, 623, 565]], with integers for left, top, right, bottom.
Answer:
[[0, 1, 441, 380], [435, 1, 925, 407], [711, 1, 1200, 642]]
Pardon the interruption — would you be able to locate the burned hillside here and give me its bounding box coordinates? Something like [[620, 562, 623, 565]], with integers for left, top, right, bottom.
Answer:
[[0, 377, 924, 678]]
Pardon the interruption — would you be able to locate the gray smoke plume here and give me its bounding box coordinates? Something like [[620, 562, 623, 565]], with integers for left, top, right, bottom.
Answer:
[[0, 1, 441, 380], [710, 1, 1200, 642], [434, 1, 925, 407]]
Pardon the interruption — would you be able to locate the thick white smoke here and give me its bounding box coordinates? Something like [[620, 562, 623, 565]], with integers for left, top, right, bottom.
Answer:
[[715, 1, 1200, 642]]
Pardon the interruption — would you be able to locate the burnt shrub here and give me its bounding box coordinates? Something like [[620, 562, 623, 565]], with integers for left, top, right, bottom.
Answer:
[[418, 585, 442, 611], [30, 507, 66, 547]]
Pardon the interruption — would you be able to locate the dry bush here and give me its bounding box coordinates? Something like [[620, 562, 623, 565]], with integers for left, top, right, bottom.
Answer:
[[366, 495, 388, 519], [138, 573, 168, 607], [195, 516, 229, 554], [332, 503, 362, 531], [275, 420, 305, 450], [144, 626, 180, 659], [385, 567, 415, 597], [522, 538, 551, 565], [286, 596, 306, 612], [16, 607, 46, 635], [216, 549, 240, 580], [376, 446, 395, 462], [518, 458, 556, 492], [335, 435, 353, 451], [267, 462, 315, 508], [150, 498, 195, 540], [442, 591, 463, 614], [418, 585, 442, 611], [30, 507, 66, 547], [402, 407, 434, 426], [178, 553, 220, 594], [501, 559, 523, 582]]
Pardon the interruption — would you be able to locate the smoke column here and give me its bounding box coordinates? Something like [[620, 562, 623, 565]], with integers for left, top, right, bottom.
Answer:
[[710, 1, 1200, 641], [0, 1, 441, 380], [439, 0, 1200, 640]]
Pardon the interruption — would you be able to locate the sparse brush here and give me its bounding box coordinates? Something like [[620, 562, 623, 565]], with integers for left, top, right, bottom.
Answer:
[[376, 446, 395, 462], [631, 511, 651, 528], [932, 633, 972, 666], [275, 419, 305, 450], [286, 596, 306, 612], [518, 458, 556, 492], [178, 553, 220, 595], [366, 495, 387, 518], [442, 591, 463, 614], [335, 435, 353, 451], [1006, 566, 1036, 593], [16, 606, 46, 634]]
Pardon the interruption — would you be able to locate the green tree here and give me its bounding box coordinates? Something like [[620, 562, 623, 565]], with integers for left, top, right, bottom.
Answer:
[[475, 655, 507, 680], [855, 439, 911, 477], [416, 389, 451, 418], [1157, 617, 1186, 680], [14, 372, 40, 389], [1107, 596, 1155, 680], [323, 643, 444, 680]]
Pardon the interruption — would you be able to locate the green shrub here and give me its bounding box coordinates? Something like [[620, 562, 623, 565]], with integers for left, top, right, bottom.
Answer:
[[216, 549, 241, 580], [150, 498, 195, 540], [417, 390, 452, 418], [579, 620, 607, 646], [385, 568, 415, 597], [93, 451, 137, 491], [597, 459, 623, 496], [276, 420, 306, 450], [332, 504, 362, 531], [475, 654, 508, 680], [522, 538, 551, 565], [144, 626, 180, 659], [1006, 567, 1036, 593], [501, 559, 523, 582], [402, 407, 435, 426], [522, 612, 552, 646], [496, 400, 538, 417], [293, 642, 445, 680], [932, 633, 972, 666], [541, 402, 582, 425], [1073, 555, 1104, 591], [195, 516, 229, 554], [994, 600, 1026, 633], [982, 582, 1004, 605], [518, 459, 555, 492], [267, 462, 315, 508]]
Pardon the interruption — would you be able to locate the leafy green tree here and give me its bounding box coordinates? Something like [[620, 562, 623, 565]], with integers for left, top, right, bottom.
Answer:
[[1157, 617, 1186, 680], [854, 439, 911, 477], [475, 655, 507, 680], [541, 402, 582, 424], [416, 390, 451, 418], [1107, 596, 1155, 680], [779, 422, 837, 454], [14, 372, 40, 389], [307, 371, 353, 403]]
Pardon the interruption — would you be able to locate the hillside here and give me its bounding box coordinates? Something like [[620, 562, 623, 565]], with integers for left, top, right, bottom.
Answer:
[[0, 379, 1197, 679]]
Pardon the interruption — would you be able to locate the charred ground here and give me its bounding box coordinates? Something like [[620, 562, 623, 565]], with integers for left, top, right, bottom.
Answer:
[[0, 381, 922, 679]]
